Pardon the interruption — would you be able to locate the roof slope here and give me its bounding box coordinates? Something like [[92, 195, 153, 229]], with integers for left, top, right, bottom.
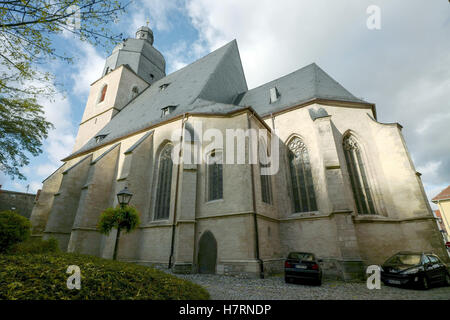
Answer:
[[236, 63, 367, 116], [432, 186, 450, 201], [68, 41, 370, 160], [69, 40, 248, 158]]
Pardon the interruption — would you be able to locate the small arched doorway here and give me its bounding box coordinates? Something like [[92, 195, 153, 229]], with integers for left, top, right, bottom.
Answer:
[[197, 231, 217, 274]]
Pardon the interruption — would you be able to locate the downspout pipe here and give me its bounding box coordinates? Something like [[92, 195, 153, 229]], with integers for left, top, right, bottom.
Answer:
[[168, 113, 186, 269], [247, 111, 264, 279]]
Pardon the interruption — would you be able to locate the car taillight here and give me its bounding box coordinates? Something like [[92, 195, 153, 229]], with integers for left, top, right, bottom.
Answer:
[[285, 261, 292, 268], [311, 263, 319, 270]]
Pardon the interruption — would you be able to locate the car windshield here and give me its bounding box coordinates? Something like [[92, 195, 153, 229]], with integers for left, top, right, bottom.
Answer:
[[385, 254, 421, 266], [288, 253, 314, 261]]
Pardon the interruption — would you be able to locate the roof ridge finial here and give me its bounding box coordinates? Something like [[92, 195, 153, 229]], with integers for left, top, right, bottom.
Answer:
[[146, 18, 150, 27]]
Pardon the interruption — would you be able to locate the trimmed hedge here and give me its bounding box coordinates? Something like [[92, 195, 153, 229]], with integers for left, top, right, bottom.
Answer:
[[9, 237, 59, 254], [0, 253, 210, 300], [0, 210, 31, 252]]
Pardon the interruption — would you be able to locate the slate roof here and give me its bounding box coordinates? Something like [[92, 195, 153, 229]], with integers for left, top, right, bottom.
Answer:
[[432, 186, 450, 202], [68, 40, 248, 159], [67, 39, 369, 160], [236, 63, 366, 116]]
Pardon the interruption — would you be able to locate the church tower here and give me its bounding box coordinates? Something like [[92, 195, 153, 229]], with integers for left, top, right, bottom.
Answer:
[[73, 26, 166, 152]]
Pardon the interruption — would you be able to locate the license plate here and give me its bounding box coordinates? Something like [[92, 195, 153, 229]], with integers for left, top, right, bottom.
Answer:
[[295, 265, 307, 269], [388, 279, 401, 285]]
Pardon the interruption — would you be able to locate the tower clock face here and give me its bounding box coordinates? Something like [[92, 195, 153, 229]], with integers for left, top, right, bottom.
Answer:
[[139, 32, 145, 39]]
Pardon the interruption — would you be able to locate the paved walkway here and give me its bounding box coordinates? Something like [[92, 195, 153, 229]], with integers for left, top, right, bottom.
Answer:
[[170, 273, 450, 300]]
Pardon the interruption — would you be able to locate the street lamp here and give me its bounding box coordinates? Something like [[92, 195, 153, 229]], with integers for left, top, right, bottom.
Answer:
[[117, 186, 133, 208]]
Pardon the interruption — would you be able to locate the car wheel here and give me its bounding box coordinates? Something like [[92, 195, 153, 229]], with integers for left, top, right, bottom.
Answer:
[[285, 276, 291, 284], [316, 277, 322, 286], [421, 276, 429, 290], [445, 273, 450, 287]]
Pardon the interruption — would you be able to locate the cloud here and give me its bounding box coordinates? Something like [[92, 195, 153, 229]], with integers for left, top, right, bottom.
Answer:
[[70, 41, 105, 96], [129, 0, 183, 35], [182, 0, 450, 205]]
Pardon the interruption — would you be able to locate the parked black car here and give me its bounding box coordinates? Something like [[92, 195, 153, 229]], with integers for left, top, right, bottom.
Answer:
[[381, 251, 450, 289], [284, 252, 322, 285]]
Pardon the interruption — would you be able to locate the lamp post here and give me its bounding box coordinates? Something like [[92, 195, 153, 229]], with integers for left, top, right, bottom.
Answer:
[[113, 186, 133, 260], [117, 186, 133, 208]]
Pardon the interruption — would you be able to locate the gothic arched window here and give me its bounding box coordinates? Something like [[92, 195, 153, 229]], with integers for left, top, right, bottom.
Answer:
[[288, 137, 317, 212], [343, 135, 376, 215], [259, 139, 272, 204], [154, 144, 173, 220], [99, 84, 107, 103], [207, 150, 223, 201]]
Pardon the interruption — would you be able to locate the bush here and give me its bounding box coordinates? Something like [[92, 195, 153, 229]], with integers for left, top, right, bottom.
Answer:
[[0, 211, 31, 253], [97, 205, 140, 234], [10, 237, 59, 254], [0, 252, 210, 300]]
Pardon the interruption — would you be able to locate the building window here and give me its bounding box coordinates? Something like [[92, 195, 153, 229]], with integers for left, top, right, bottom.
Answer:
[[161, 105, 177, 117], [159, 83, 170, 91], [94, 134, 107, 143], [99, 84, 107, 103], [259, 139, 272, 204], [154, 144, 173, 220], [131, 86, 139, 99], [288, 137, 317, 212], [269, 87, 280, 103], [343, 135, 376, 215], [207, 150, 223, 201]]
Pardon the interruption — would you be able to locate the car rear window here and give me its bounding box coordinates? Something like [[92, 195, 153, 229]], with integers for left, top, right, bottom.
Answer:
[[288, 253, 314, 261], [385, 254, 421, 266]]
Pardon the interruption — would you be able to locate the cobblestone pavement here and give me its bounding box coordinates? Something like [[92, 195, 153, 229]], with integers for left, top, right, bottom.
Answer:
[[170, 273, 450, 300]]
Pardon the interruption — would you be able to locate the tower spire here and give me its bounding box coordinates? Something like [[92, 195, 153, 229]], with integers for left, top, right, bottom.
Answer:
[[136, 25, 154, 45]]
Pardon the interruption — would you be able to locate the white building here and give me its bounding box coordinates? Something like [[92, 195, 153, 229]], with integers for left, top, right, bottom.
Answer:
[[30, 26, 449, 280]]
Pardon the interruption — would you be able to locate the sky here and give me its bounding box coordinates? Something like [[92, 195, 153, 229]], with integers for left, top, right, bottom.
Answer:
[[0, 0, 449, 209]]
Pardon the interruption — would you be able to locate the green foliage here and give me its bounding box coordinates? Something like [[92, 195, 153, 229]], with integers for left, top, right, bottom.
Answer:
[[97, 205, 140, 235], [10, 237, 59, 254], [0, 210, 31, 252], [0, 97, 53, 179], [0, 252, 210, 300], [0, 0, 128, 179]]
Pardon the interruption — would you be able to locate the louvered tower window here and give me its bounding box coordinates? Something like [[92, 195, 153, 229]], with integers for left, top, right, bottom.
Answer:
[[288, 137, 317, 212], [259, 139, 272, 204], [343, 135, 376, 215], [207, 150, 223, 201], [154, 144, 173, 220]]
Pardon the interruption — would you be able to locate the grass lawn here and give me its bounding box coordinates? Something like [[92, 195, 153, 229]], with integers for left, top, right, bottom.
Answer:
[[0, 252, 210, 300]]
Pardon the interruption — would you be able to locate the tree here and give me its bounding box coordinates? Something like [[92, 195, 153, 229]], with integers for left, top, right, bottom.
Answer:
[[97, 205, 140, 260], [0, 210, 31, 252], [0, 0, 128, 179]]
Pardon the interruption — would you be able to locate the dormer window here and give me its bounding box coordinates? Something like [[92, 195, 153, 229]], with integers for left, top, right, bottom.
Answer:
[[269, 87, 280, 103], [95, 134, 107, 143], [99, 84, 108, 103], [161, 105, 176, 117], [131, 86, 139, 99], [159, 83, 170, 91]]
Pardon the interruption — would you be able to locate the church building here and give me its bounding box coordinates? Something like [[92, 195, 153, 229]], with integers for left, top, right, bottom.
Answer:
[[30, 26, 448, 280]]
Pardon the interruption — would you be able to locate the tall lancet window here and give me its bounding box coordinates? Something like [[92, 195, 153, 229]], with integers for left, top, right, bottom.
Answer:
[[259, 139, 272, 204], [288, 137, 317, 212], [207, 150, 223, 201], [343, 135, 376, 215], [99, 84, 107, 103], [154, 144, 173, 220]]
